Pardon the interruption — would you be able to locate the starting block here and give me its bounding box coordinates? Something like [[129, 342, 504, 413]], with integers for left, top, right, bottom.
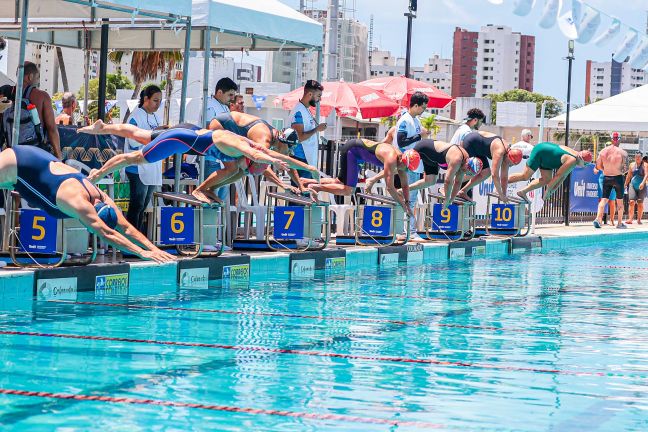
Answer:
[[424, 192, 476, 241], [478, 193, 531, 237], [264, 191, 330, 252], [7, 192, 97, 268], [340, 192, 409, 247], [152, 192, 226, 258]]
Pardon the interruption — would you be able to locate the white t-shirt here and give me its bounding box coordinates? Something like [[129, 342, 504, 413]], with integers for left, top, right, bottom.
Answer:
[[126, 107, 162, 186], [395, 111, 423, 173], [204, 97, 230, 127], [290, 102, 319, 167], [511, 141, 534, 156], [450, 124, 472, 145]]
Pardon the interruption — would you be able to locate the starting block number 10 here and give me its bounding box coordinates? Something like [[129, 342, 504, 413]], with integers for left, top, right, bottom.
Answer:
[[491, 204, 516, 229]]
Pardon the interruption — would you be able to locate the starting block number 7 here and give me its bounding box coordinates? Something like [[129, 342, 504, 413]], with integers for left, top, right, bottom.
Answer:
[[274, 206, 304, 239]]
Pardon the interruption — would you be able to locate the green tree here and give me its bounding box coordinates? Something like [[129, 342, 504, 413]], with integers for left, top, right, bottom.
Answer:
[[77, 73, 134, 121], [421, 114, 440, 138], [487, 89, 562, 124]]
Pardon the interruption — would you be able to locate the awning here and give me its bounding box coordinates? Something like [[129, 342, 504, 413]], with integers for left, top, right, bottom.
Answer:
[[548, 84, 648, 132]]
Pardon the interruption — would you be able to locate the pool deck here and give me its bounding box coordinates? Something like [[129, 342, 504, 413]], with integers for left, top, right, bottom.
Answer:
[[2, 222, 648, 305]]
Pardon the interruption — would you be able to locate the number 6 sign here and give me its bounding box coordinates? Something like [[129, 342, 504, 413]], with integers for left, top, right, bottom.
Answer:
[[160, 207, 194, 245]]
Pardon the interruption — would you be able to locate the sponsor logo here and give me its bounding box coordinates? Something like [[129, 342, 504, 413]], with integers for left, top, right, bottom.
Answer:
[[531, 240, 542, 250], [95, 273, 129, 297], [449, 248, 466, 259], [222, 264, 250, 281], [380, 253, 399, 268], [291, 259, 315, 278], [179, 267, 209, 289], [325, 257, 346, 271], [407, 250, 424, 265], [472, 246, 486, 256], [512, 248, 527, 254], [406, 244, 423, 253], [37, 277, 77, 301]]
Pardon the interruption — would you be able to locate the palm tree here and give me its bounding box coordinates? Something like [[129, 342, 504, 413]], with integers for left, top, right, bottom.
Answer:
[[55, 47, 69, 92]]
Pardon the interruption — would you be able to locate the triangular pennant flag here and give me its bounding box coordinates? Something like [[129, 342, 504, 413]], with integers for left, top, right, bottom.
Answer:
[[576, 4, 600, 44], [538, 0, 561, 29], [630, 38, 648, 69], [487, 0, 504, 4], [251, 95, 267, 110], [54, 100, 63, 114], [593, 18, 621, 47], [613, 30, 639, 62], [513, 0, 535, 16]]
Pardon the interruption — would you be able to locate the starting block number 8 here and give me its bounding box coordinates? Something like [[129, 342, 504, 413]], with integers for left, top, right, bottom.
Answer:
[[19, 209, 57, 253], [491, 204, 516, 229], [161, 207, 194, 245], [362, 206, 391, 236], [274, 206, 305, 239]]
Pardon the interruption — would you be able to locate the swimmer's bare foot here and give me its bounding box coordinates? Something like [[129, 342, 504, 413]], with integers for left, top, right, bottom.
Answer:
[[456, 191, 472, 202], [77, 120, 107, 135], [307, 188, 320, 204], [516, 190, 530, 203], [192, 189, 223, 206]]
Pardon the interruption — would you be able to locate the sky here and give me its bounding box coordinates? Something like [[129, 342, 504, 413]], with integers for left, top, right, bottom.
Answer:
[[274, 0, 648, 105]]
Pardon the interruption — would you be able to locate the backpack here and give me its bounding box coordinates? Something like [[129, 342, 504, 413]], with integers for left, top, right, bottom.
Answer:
[[2, 85, 47, 148]]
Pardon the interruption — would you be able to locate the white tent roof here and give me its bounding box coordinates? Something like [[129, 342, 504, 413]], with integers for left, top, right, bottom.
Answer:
[[548, 84, 648, 132], [0, 0, 323, 51]]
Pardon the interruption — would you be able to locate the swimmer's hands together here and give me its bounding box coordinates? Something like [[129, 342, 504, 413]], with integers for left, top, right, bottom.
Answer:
[[309, 167, 321, 181], [141, 249, 176, 264], [269, 157, 290, 172]]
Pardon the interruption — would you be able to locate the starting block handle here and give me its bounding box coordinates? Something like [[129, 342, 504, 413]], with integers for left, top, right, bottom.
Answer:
[[153, 192, 222, 208], [428, 192, 473, 206], [267, 191, 318, 206], [356, 192, 397, 206], [486, 192, 526, 205]]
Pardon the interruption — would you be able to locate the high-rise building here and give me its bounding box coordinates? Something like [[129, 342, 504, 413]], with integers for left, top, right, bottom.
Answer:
[[585, 58, 647, 103], [452, 25, 535, 99]]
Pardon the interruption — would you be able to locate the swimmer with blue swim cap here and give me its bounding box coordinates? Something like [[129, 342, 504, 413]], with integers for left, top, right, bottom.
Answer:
[[0, 145, 175, 263]]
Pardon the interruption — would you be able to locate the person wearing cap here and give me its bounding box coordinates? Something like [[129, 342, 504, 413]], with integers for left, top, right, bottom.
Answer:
[[77, 121, 318, 204], [450, 108, 486, 146], [290, 79, 327, 180], [303, 138, 419, 217], [508, 142, 593, 202], [0, 145, 174, 263], [624, 152, 648, 224], [594, 132, 628, 229], [457, 131, 524, 202]]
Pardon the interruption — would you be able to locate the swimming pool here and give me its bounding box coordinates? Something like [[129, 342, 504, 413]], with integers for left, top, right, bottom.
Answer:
[[0, 243, 647, 431]]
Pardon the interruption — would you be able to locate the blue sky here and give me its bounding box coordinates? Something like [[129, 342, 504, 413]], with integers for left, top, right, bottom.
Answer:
[[278, 0, 648, 105]]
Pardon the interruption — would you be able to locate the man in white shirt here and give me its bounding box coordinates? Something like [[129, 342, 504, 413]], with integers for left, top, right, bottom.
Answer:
[[290, 80, 327, 179], [511, 129, 534, 155], [450, 108, 486, 146], [394, 91, 429, 239]]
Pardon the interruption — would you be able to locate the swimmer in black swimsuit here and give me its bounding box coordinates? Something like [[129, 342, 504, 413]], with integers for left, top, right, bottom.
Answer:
[[78, 120, 319, 204], [0, 145, 175, 263], [458, 131, 523, 202]]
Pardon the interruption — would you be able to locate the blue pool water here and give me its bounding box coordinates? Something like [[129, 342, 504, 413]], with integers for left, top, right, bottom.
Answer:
[[0, 244, 647, 431]]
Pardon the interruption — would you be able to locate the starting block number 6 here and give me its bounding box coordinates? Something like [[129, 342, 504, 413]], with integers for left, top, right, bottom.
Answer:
[[161, 207, 194, 245]]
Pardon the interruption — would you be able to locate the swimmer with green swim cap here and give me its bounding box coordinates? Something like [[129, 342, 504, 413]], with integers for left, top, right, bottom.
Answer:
[[508, 142, 593, 202]]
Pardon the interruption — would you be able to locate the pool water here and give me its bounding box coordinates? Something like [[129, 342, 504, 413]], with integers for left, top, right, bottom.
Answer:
[[0, 244, 647, 431]]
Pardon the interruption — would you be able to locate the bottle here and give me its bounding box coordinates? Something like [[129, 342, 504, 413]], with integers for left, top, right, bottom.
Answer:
[[26, 103, 41, 126]]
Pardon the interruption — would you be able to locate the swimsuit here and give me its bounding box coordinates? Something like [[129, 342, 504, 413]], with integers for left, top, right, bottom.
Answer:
[[12, 145, 96, 219], [527, 142, 575, 171], [414, 139, 464, 175], [141, 128, 237, 164], [213, 113, 274, 138], [462, 132, 504, 169], [336, 139, 384, 187]]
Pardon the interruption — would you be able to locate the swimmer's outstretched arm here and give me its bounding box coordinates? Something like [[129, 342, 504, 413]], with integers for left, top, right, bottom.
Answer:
[[214, 131, 289, 172], [78, 120, 154, 145], [249, 142, 320, 180]]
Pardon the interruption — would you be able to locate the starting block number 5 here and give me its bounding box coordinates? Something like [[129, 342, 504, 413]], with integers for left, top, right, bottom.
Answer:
[[362, 206, 391, 236], [491, 204, 516, 229], [161, 207, 194, 245], [19, 209, 57, 253], [274, 206, 305, 239]]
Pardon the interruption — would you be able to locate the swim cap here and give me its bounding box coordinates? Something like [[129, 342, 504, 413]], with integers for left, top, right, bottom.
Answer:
[[508, 148, 523, 165], [400, 149, 421, 171], [464, 157, 483, 177], [278, 128, 299, 146], [245, 158, 269, 175], [94, 202, 118, 229], [611, 131, 620, 141], [578, 150, 593, 163]]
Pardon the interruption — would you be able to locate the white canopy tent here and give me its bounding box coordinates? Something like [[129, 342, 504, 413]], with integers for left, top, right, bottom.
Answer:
[[548, 84, 648, 132]]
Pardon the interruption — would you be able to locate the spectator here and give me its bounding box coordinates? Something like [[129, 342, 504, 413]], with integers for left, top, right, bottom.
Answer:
[[124, 85, 163, 233], [450, 108, 485, 146], [55, 92, 80, 126], [290, 79, 327, 179], [625, 152, 648, 224], [594, 134, 628, 229], [229, 94, 245, 113], [4, 62, 61, 159], [204, 78, 238, 126]]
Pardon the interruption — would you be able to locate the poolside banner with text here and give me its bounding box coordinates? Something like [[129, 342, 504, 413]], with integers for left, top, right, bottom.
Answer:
[[570, 165, 599, 212]]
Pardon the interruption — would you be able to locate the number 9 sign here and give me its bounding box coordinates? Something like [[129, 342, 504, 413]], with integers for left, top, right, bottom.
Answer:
[[19, 209, 57, 253], [432, 203, 459, 231], [491, 204, 516, 229], [160, 207, 194, 245], [274, 206, 305, 239], [362, 205, 391, 236]]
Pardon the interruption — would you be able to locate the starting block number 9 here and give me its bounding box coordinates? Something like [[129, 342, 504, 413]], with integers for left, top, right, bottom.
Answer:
[[19, 209, 57, 253], [161, 207, 194, 245], [274, 206, 305, 239], [432, 204, 459, 232], [363, 206, 391, 236], [491, 204, 516, 229]]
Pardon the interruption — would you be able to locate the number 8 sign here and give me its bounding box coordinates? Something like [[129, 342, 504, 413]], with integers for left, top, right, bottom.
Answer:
[[160, 207, 194, 245], [491, 204, 516, 229], [432, 204, 459, 231], [362, 206, 391, 236], [19, 209, 57, 253]]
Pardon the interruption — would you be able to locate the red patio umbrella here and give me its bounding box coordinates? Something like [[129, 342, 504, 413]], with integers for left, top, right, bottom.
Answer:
[[359, 76, 453, 109], [274, 81, 400, 119]]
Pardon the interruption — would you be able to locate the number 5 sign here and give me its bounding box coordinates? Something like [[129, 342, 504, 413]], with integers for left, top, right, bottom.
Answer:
[[274, 206, 304, 239], [19, 209, 57, 253], [491, 204, 516, 229], [432, 204, 459, 231], [362, 206, 391, 236], [160, 207, 194, 245]]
